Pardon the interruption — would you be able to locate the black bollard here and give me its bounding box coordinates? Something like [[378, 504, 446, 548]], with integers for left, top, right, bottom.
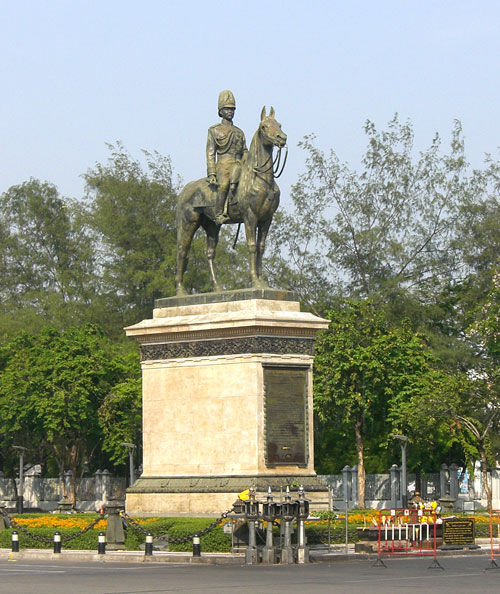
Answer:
[[192, 534, 201, 557], [53, 531, 62, 554], [11, 530, 19, 553], [97, 531, 106, 555], [145, 532, 153, 556]]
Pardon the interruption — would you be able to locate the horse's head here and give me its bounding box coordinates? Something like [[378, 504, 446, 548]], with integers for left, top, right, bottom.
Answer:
[[259, 106, 287, 148]]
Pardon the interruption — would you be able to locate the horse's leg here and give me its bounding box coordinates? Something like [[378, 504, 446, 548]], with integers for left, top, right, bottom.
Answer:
[[176, 217, 200, 296], [201, 219, 222, 292], [243, 213, 260, 288], [256, 218, 272, 287]]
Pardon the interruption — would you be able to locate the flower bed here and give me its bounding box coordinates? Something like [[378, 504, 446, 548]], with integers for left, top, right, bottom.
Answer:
[[0, 514, 231, 552], [0, 511, 492, 550]]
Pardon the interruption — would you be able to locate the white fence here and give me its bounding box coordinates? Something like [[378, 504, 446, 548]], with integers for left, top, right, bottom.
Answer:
[[0, 470, 126, 511], [1, 463, 498, 512], [319, 462, 500, 510]]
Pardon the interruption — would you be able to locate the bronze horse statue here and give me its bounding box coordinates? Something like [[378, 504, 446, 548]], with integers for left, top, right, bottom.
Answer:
[[175, 107, 287, 296]]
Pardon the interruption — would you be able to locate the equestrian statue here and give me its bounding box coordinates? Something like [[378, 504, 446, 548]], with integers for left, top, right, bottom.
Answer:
[[175, 90, 287, 296]]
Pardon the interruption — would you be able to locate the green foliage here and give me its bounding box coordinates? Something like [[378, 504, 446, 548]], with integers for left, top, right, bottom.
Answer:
[[1, 123, 500, 481], [84, 143, 179, 326], [0, 325, 141, 482], [268, 117, 474, 307], [314, 300, 458, 485], [125, 517, 231, 552], [0, 516, 231, 552], [0, 179, 100, 339]]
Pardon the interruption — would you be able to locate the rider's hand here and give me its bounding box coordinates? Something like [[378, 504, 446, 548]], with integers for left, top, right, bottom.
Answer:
[[208, 174, 218, 187]]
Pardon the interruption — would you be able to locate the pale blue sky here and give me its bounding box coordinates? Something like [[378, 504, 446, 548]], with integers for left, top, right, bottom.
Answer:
[[1, 0, 499, 203]]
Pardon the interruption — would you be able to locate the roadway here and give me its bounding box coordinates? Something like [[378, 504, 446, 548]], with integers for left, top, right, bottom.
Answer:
[[0, 555, 499, 593]]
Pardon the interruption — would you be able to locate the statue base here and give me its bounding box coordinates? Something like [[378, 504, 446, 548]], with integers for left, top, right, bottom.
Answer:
[[124, 289, 329, 515], [126, 475, 329, 515]]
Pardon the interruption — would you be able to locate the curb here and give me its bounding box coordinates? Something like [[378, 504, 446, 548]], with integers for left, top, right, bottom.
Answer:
[[0, 548, 245, 565], [0, 544, 492, 566]]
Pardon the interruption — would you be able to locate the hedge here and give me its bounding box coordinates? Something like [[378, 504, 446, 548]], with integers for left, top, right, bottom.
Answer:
[[0, 512, 493, 550]]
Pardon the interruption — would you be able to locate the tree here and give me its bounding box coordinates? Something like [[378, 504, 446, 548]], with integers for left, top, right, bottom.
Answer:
[[461, 266, 500, 508], [267, 117, 479, 310], [0, 179, 101, 338], [387, 267, 500, 510], [314, 300, 454, 507], [0, 325, 135, 505], [83, 144, 180, 325], [98, 345, 142, 466]]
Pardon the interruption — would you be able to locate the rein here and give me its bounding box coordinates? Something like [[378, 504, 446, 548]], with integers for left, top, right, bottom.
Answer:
[[253, 144, 288, 178]]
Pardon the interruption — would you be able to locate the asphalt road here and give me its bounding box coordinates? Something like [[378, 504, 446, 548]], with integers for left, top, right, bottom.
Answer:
[[0, 556, 499, 594]]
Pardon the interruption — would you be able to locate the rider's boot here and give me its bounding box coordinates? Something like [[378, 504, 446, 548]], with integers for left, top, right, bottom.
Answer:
[[224, 183, 237, 216], [215, 190, 230, 225]]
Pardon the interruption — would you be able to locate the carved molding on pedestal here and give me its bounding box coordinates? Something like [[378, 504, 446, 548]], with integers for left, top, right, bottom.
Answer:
[[140, 336, 315, 361]]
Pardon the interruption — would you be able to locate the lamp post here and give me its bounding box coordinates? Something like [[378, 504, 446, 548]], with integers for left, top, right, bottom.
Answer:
[[394, 435, 408, 508], [12, 446, 28, 514], [121, 443, 136, 486]]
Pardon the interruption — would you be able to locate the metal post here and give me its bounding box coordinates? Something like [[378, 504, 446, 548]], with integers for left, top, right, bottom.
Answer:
[[129, 450, 135, 485], [390, 464, 399, 508], [328, 485, 332, 552], [345, 498, 349, 555], [395, 435, 409, 508], [11, 531, 19, 553], [192, 534, 201, 557], [98, 532, 106, 555], [440, 464, 448, 499], [145, 532, 153, 556], [282, 517, 292, 562], [262, 487, 277, 564], [401, 442, 408, 508], [18, 451, 24, 514], [296, 486, 309, 564], [244, 487, 259, 565], [280, 486, 295, 564], [13, 446, 27, 514], [53, 531, 62, 554], [121, 443, 136, 486]]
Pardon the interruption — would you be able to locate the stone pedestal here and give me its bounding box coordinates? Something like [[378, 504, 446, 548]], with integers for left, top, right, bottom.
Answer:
[[124, 289, 329, 515]]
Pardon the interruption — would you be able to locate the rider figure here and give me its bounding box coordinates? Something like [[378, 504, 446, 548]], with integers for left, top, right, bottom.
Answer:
[[207, 90, 248, 225]]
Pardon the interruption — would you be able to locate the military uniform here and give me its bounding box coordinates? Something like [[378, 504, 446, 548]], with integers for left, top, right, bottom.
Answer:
[[207, 90, 247, 224]]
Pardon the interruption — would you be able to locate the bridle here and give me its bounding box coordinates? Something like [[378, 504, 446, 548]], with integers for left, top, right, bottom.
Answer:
[[253, 127, 288, 178]]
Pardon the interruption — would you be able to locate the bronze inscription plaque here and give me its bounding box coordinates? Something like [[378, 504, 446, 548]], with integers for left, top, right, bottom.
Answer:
[[442, 518, 475, 545], [264, 366, 308, 466]]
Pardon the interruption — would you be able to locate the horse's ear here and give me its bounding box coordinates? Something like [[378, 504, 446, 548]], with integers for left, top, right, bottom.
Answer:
[[260, 106, 266, 121], [269, 106, 275, 119]]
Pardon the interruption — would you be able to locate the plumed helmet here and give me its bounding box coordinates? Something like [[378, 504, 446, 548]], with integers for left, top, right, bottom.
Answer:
[[218, 90, 236, 111]]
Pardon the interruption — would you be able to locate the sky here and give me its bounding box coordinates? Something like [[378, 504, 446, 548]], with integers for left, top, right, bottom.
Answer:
[[1, 0, 500, 205]]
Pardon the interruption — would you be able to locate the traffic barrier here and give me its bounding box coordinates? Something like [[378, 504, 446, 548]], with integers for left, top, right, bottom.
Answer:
[[373, 509, 443, 569], [486, 509, 500, 570]]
